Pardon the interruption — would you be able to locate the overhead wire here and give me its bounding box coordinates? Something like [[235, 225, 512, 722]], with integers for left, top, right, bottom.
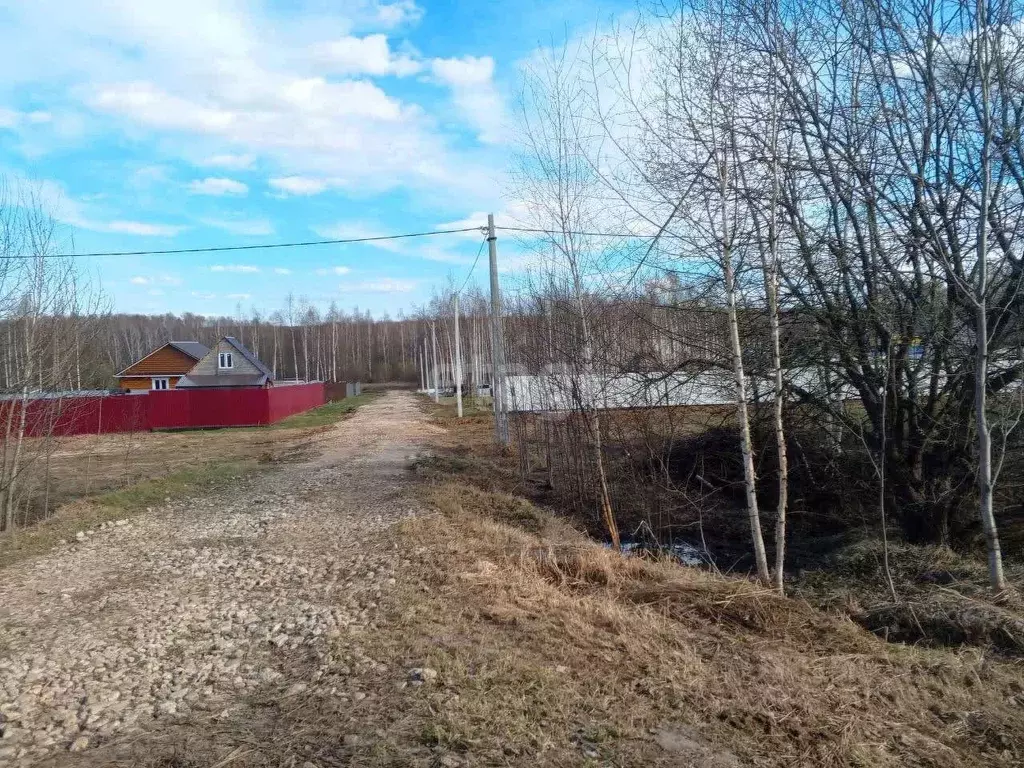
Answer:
[[14, 223, 664, 261], [494, 224, 671, 239], [34, 226, 488, 259], [456, 237, 488, 295]]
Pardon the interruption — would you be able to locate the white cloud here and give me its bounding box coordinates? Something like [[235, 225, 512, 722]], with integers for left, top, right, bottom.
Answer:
[[430, 56, 507, 144], [316, 266, 353, 276], [0, 108, 52, 128], [313, 221, 405, 251], [202, 153, 254, 170], [273, 267, 292, 275], [91, 82, 236, 131], [431, 56, 494, 87], [338, 277, 416, 293], [187, 177, 248, 196], [415, 245, 473, 265], [130, 274, 182, 286], [91, 77, 404, 135], [209, 264, 260, 273], [148, 288, 164, 296], [437, 202, 530, 234], [131, 164, 171, 187], [315, 35, 421, 77], [0, 0, 496, 217], [226, 292, 251, 300], [191, 291, 216, 300], [203, 217, 273, 236], [372, 0, 424, 28], [314, 221, 482, 265], [108, 220, 184, 236], [269, 176, 330, 196], [19, 178, 191, 239]]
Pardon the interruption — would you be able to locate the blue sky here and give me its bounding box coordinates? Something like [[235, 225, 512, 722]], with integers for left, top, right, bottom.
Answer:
[[0, 0, 622, 318]]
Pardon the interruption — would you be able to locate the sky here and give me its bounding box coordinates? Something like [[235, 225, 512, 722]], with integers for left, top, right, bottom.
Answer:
[[0, 0, 623, 318]]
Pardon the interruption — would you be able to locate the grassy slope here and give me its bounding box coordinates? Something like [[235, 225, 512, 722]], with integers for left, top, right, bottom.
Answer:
[[208, 465, 1020, 767], [356, 396, 1024, 767], [375, 482, 1024, 767], [0, 393, 377, 570]]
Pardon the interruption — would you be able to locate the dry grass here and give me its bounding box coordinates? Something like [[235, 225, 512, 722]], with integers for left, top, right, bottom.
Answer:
[[792, 539, 1024, 654], [0, 397, 375, 570], [36, 394, 1024, 767], [370, 481, 1024, 767], [24, 472, 1024, 768], [420, 395, 1024, 658]]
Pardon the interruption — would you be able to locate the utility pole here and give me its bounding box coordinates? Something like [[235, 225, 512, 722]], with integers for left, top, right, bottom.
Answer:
[[454, 293, 464, 417], [430, 321, 440, 404], [418, 346, 425, 392], [488, 213, 509, 444], [422, 338, 429, 396]]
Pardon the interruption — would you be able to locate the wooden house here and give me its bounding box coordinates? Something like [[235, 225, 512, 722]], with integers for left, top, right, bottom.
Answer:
[[176, 336, 275, 389], [115, 341, 210, 393]]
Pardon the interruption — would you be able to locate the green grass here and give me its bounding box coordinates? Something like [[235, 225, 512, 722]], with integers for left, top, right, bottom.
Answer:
[[0, 460, 255, 570], [270, 392, 379, 429]]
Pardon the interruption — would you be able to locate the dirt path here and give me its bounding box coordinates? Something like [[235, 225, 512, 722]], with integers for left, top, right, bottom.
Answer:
[[0, 392, 440, 765]]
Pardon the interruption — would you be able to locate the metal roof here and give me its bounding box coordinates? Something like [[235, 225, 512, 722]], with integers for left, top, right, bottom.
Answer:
[[168, 341, 210, 360], [176, 374, 271, 388]]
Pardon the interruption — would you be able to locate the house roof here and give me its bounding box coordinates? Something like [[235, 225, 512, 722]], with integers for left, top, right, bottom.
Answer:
[[222, 336, 274, 379], [168, 341, 210, 360], [114, 341, 210, 378], [176, 374, 272, 388]]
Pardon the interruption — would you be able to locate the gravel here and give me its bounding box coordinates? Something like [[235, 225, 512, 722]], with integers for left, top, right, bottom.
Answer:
[[0, 393, 438, 765]]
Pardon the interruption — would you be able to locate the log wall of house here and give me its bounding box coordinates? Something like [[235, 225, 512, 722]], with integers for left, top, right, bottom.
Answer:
[[119, 346, 198, 377], [120, 375, 184, 392]]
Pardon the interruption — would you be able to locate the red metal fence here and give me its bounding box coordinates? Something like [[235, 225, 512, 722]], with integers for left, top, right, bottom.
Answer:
[[0, 383, 326, 437]]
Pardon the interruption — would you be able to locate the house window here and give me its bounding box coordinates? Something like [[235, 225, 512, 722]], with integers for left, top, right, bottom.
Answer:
[[152, 377, 170, 391], [218, 352, 234, 369]]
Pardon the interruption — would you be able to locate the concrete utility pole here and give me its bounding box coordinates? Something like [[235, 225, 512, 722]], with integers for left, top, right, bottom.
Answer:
[[488, 213, 509, 445], [430, 322, 440, 403], [454, 293, 464, 418], [422, 338, 429, 395]]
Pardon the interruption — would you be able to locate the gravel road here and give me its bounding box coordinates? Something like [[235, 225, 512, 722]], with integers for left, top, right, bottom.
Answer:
[[0, 391, 440, 765]]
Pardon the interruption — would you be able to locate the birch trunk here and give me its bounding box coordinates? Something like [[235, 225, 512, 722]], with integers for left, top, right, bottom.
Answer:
[[974, 3, 1005, 590]]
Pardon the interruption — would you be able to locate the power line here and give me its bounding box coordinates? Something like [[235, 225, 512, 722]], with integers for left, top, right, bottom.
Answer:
[[33, 226, 488, 259], [457, 237, 488, 294], [494, 224, 671, 239], [9, 222, 665, 260]]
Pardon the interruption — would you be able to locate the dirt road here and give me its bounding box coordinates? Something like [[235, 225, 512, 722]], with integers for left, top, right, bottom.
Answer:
[[0, 392, 440, 765]]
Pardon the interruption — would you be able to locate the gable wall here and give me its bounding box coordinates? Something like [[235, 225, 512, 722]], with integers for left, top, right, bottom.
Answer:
[[190, 339, 264, 377], [119, 346, 198, 376]]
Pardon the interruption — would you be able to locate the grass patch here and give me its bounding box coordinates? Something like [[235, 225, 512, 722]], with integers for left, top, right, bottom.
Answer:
[[0, 392, 378, 570], [0, 459, 255, 570], [364, 480, 1024, 767], [791, 538, 1024, 654], [270, 392, 379, 429]]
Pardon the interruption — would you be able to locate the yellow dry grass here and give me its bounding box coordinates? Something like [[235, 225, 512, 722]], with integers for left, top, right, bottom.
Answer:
[[380, 480, 1024, 766]]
